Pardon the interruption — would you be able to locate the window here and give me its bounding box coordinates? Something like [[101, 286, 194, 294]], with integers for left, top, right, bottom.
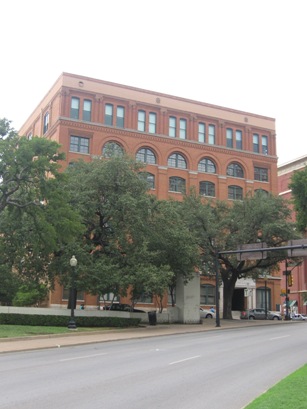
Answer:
[[70, 136, 89, 154], [254, 167, 268, 182], [208, 125, 215, 144], [149, 112, 157, 134], [179, 119, 187, 139], [200, 285, 215, 305], [83, 100, 92, 121], [62, 288, 85, 301], [255, 189, 269, 196], [70, 97, 80, 119], [199, 181, 215, 197], [253, 134, 259, 153], [102, 141, 124, 157], [139, 172, 155, 189], [228, 185, 243, 200], [198, 123, 206, 143], [136, 148, 156, 164], [226, 128, 233, 148], [100, 293, 120, 302], [116, 106, 125, 128], [146, 173, 155, 189], [256, 287, 271, 310], [169, 176, 186, 193], [168, 153, 187, 169], [262, 135, 268, 154], [169, 116, 176, 137], [236, 130, 242, 149], [139, 293, 153, 303], [138, 110, 146, 131], [198, 158, 216, 173], [43, 112, 49, 134], [227, 162, 244, 178], [27, 132, 33, 140], [105, 104, 113, 126]]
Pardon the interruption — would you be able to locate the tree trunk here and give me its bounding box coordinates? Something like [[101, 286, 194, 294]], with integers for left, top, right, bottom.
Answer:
[[222, 274, 237, 319]]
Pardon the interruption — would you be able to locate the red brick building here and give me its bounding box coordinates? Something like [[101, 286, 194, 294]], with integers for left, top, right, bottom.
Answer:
[[19, 72, 280, 311], [278, 156, 307, 315]]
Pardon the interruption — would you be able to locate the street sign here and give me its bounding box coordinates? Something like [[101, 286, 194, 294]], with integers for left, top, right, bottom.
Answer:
[[287, 239, 307, 257], [237, 242, 267, 261], [244, 289, 252, 297]]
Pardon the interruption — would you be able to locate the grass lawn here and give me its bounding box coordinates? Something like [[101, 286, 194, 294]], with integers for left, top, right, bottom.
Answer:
[[0, 325, 109, 338], [245, 364, 307, 409]]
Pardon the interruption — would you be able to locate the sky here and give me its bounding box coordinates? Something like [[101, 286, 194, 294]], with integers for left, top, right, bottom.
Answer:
[[1, 0, 306, 166]]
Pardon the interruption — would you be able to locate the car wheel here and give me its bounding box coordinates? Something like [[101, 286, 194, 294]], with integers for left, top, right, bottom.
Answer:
[[206, 314, 213, 319], [249, 316, 255, 320], [273, 316, 279, 320]]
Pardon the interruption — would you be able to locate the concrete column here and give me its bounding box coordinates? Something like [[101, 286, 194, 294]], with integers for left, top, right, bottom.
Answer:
[[176, 273, 200, 323]]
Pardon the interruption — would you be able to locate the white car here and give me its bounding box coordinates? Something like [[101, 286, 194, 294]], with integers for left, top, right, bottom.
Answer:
[[200, 307, 216, 319], [291, 314, 307, 321]]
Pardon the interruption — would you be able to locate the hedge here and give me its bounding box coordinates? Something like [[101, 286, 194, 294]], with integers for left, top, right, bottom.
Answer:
[[0, 313, 141, 328]]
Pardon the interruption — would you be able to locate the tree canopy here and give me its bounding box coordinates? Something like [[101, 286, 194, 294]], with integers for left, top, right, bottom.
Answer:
[[289, 165, 307, 233], [182, 191, 299, 319], [0, 118, 83, 304]]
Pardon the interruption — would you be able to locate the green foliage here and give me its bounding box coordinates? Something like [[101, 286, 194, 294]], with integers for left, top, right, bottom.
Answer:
[[182, 191, 299, 318], [245, 364, 307, 409], [289, 166, 307, 232], [0, 118, 83, 287], [12, 283, 48, 307], [0, 313, 141, 328], [60, 156, 194, 305], [0, 266, 20, 305]]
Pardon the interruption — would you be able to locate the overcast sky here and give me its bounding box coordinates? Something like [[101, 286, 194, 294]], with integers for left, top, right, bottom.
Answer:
[[1, 0, 306, 165]]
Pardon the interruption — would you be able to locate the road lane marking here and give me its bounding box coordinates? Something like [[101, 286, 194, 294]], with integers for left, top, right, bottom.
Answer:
[[59, 353, 108, 362], [269, 335, 290, 340], [169, 355, 201, 365]]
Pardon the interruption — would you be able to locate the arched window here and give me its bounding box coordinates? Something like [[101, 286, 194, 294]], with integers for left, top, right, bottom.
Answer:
[[102, 141, 124, 158], [228, 185, 243, 200], [136, 148, 156, 164], [200, 284, 215, 305], [255, 189, 269, 197], [227, 162, 244, 178], [198, 158, 216, 173], [199, 181, 215, 197], [169, 177, 186, 193], [168, 153, 187, 169]]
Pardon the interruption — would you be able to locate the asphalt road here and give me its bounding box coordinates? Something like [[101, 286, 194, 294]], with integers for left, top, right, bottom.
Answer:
[[1, 323, 306, 409]]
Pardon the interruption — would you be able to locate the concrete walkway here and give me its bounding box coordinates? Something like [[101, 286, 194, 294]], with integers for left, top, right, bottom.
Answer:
[[0, 319, 293, 354]]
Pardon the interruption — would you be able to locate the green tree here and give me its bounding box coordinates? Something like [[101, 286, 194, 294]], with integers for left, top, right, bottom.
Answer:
[[183, 191, 299, 319], [0, 118, 83, 291], [61, 157, 198, 309], [289, 166, 307, 233], [147, 199, 199, 307], [61, 156, 160, 303]]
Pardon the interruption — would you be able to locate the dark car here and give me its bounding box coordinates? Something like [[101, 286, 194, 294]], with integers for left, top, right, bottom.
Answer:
[[240, 308, 282, 320], [102, 303, 145, 313]]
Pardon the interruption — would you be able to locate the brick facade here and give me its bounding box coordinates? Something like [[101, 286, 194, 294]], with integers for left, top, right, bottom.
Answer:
[[278, 156, 307, 314], [20, 72, 280, 311]]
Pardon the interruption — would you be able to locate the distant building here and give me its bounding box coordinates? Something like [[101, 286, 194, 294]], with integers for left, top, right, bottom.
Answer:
[[278, 156, 307, 315], [19, 72, 280, 311]]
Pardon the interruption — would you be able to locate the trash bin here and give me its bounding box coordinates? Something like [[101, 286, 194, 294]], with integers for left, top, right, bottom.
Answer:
[[148, 311, 157, 326]]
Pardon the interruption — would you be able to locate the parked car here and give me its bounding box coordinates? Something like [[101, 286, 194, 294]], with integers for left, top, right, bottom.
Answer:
[[240, 308, 282, 320], [200, 307, 216, 319], [291, 313, 307, 321], [102, 303, 145, 313]]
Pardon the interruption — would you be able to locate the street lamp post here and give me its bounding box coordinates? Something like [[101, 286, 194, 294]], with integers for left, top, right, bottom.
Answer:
[[68, 255, 77, 330], [214, 251, 221, 327], [263, 273, 268, 320]]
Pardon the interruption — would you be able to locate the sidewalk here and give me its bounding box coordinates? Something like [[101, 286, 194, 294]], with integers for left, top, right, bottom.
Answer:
[[0, 319, 292, 354]]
